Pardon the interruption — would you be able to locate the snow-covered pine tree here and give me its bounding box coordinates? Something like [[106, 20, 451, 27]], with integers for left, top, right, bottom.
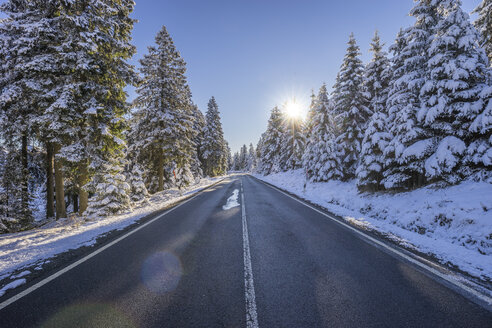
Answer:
[[0, 0, 56, 224], [302, 91, 319, 177], [128, 164, 150, 204], [357, 31, 392, 191], [419, 0, 490, 185], [69, 0, 136, 216], [256, 134, 264, 161], [190, 104, 205, 179], [201, 97, 228, 177], [224, 141, 232, 172], [383, 28, 411, 189], [363, 31, 392, 120], [239, 144, 248, 171], [305, 84, 341, 182], [279, 111, 305, 171], [467, 83, 492, 176], [383, 1, 440, 190], [303, 91, 318, 140], [258, 107, 284, 175], [332, 33, 371, 180], [247, 143, 257, 171], [131, 26, 195, 191], [232, 152, 240, 171], [473, 0, 492, 65], [86, 157, 132, 217], [5, 0, 139, 218]]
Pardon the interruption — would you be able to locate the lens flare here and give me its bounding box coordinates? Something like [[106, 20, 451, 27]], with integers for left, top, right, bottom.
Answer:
[[141, 252, 182, 294], [42, 303, 135, 328]]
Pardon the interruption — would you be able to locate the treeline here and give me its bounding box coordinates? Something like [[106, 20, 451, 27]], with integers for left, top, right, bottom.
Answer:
[[257, 0, 492, 192], [0, 1, 229, 232], [231, 143, 257, 172]]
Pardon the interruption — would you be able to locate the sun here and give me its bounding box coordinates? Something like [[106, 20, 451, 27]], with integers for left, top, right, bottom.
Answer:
[[284, 99, 303, 119]]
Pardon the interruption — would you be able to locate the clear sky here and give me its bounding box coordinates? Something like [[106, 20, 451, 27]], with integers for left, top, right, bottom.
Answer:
[[0, 0, 481, 153], [127, 0, 480, 153]]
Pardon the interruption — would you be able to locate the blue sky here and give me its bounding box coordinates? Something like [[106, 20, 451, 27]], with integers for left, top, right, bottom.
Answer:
[[128, 0, 479, 153], [0, 0, 481, 153]]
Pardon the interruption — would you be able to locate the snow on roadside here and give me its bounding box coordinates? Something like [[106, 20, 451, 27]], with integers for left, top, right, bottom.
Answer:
[[0, 279, 26, 297], [254, 170, 492, 282], [0, 176, 227, 285]]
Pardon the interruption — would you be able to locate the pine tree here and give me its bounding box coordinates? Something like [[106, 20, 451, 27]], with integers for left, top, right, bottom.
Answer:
[[224, 141, 232, 172], [201, 97, 228, 176], [247, 143, 257, 171], [382, 28, 411, 189], [305, 84, 341, 182], [363, 31, 391, 118], [280, 112, 305, 171], [303, 91, 318, 141], [419, 0, 490, 184], [258, 107, 283, 175], [302, 91, 319, 177], [232, 152, 240, 171], [467, 84, 492, 175], [357, 31, 392, 191], [256, 134, 264, 160], [332, 33, 371, 180], [131, 26, 196, 191], [128, 164, 150, 204], [0, 0, 55, 224], [383, 1, 440, 190], [239, 144, 248, 171], [86, 158, 132, 217], [190, 104, 205, 179], [474, 0, 492, 65], [70, 0, 136, 216]]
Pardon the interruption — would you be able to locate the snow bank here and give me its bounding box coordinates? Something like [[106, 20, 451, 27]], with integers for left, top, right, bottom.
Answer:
[[0, 279, 26, 297], [254, 170, 492, 281], [0, 176, 226, 283]]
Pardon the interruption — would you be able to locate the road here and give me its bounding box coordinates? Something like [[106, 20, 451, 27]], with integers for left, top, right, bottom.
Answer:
[[0, 175, 491, 327]]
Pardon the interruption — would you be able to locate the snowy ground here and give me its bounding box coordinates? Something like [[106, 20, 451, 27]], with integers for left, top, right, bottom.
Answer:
[[0, 176, 226, 296], [254, 170, 492, 282]]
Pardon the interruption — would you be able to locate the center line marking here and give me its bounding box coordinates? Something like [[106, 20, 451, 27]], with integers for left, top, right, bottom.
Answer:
[[241, 179, 259, 328]]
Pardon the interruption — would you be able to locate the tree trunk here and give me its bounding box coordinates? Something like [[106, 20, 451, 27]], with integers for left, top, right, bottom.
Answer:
[[158, 148, 164, 192], [21, 133, 28, 211], [46, 142, 55, 219], [53, 144, 66, 219], [73, 193, 79, 214], [78, 163, 89, 215], [21, 132, 30, 224], [418, 173, 424, 188]]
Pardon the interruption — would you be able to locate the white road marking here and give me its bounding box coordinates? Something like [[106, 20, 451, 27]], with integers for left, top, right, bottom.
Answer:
[[241, 180, 259, 328], [0, 179, 227, 311], [252, 176, 492, 308]]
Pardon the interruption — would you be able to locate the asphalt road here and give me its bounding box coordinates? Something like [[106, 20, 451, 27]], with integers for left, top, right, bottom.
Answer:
[[0, 175, 491, 327]]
